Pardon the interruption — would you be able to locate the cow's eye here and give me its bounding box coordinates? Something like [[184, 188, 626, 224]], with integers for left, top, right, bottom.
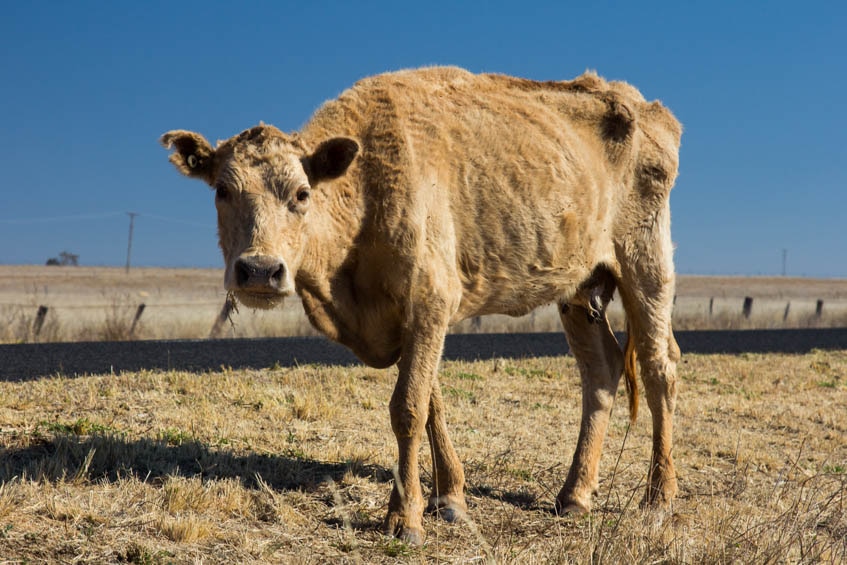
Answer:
[[296, 187, 310, 203], [215, 184, 229, 201]]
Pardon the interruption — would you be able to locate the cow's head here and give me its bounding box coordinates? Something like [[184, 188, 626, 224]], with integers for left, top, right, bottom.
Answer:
[[161, 125, 359, 309]]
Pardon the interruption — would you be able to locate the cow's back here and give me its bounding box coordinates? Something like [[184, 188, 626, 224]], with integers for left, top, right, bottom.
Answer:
[[304, 67, 681, 319]]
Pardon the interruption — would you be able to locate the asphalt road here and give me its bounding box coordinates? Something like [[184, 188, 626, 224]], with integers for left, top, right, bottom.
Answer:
[[2, 328, 846, 382]]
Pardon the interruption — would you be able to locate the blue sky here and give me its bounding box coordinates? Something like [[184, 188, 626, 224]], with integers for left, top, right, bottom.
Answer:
[[1, 1, 845, 276]]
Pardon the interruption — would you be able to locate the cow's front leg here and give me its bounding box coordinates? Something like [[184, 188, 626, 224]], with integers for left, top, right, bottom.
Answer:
[[383, 304, 450, 545], [424, 376, 467, 521]]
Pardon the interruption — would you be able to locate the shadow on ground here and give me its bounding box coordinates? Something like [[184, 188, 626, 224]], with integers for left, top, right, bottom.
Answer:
[[0, 433, 392, 491]]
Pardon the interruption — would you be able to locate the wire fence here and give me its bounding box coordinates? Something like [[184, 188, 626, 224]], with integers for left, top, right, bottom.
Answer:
[[4, 292, 847, 345], [0, 297, 318, 343]]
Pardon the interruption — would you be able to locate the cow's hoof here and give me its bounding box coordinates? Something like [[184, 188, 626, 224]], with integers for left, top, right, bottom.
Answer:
[[396, 526, 424, 546], [383, 513, 425, 546], [641, 472, 678, 509], [554, 497, 590, 517], [427, 502, 465, 523], [426, 495, 468, 523], [640, 485, 677, 509]]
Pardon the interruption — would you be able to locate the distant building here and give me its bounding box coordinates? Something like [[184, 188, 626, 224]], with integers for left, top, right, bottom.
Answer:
[[46, 251, 79, 266]]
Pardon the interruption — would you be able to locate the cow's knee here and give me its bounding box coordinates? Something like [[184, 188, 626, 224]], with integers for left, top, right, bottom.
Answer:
[[638, 344, 677, 400], [668, 332, 681, 363], [390, 401, 424, 438]]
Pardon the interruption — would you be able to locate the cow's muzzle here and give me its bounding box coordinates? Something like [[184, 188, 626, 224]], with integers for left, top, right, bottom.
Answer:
[[230, 255, 292, 308]]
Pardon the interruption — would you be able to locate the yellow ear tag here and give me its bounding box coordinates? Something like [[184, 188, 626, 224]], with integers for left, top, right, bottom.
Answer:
[[187, 154, 198, 168]]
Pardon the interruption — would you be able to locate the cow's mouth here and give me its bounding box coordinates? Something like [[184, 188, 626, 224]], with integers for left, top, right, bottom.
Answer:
[[232, 289, 287, 310]]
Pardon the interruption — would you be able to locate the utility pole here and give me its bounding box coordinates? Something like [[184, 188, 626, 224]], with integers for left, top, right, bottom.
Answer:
[[126, 212, 138, 274], [782, 248, 787, 277]]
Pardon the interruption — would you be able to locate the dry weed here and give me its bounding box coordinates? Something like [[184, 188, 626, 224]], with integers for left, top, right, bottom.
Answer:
[[0, 351, 844, 562]]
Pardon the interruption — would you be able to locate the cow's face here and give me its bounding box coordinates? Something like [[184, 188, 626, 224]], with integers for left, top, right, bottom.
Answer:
[[161, 125, 358, 309]]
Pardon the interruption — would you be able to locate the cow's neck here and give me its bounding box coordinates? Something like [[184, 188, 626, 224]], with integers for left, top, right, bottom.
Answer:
[[295, 168, 361, 314], [292, 112, 403, 367], [293, 127, 376, 363], [297, 115, 364, 274], [296, 186, 402, 366]]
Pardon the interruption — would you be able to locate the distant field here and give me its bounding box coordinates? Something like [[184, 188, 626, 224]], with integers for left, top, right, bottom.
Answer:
[[0, 352, 844, 562], [1, 267, 845, 561], [1, 265, 847, 343], [0, 266, 314, 343]]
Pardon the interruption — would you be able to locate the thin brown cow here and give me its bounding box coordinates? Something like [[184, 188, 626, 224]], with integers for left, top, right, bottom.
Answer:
[[162, 66, 682, 544]]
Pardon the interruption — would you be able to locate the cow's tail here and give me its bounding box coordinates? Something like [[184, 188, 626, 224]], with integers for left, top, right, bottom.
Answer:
[[623, 323, 638, 424]]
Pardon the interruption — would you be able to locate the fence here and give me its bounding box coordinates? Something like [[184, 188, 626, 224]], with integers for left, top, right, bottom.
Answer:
[[0, 297, 317, 344], [670, 295, 845, 331], [3, 294, 847, 344]]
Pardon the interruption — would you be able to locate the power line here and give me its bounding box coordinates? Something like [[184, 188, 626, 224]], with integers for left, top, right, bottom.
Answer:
[[0, 212, 124, 224], [0, 212, 210, 229], [142, 214, 211, 229]]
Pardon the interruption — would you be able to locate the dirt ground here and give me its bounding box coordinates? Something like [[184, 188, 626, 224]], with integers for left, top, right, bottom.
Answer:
[[0, 351, 844, 563]]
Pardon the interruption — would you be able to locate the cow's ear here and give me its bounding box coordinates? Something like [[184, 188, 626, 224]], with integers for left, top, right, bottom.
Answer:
[[160, 130, 216, 183], [304, 137, 359, 183]]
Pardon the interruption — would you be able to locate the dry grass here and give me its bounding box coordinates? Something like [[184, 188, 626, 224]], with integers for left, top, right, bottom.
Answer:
[[2, 267, 847, 343], [1, 351, 845, 563], [0, 266, 317, 343]]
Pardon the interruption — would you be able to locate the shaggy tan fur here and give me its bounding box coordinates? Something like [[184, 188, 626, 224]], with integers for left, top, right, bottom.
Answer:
[[162, 66, 682, 544]]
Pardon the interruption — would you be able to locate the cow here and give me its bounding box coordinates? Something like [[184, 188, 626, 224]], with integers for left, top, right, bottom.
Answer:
[[161, 66, 682, 545]]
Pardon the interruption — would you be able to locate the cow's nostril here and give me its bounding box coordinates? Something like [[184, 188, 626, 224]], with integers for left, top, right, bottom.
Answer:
[[235, 258, 251, 287], [269, 263, 285, 288]]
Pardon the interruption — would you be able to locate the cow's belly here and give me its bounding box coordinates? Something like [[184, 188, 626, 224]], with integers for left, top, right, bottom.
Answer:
[[452, 264, 590, 322], [446, 161, 618, 320], [452, 205, 614, 321]]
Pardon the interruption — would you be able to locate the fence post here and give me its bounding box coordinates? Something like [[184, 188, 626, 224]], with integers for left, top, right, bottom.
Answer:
[[210, 298, 235, 339], [33, 305, 49, 340], [815, 299, 824, 318], [129, 304, 146, 338], [709, 297, 714, 317], [783, 301, 790, 322], [742, 297, 753, 319]]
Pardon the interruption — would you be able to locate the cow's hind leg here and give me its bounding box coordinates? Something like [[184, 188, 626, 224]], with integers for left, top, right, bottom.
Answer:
[[424, 378, 467, 521], [616, 205, 680, 508], [556, 268, 623, 514], [555, 278, 624, 515]]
